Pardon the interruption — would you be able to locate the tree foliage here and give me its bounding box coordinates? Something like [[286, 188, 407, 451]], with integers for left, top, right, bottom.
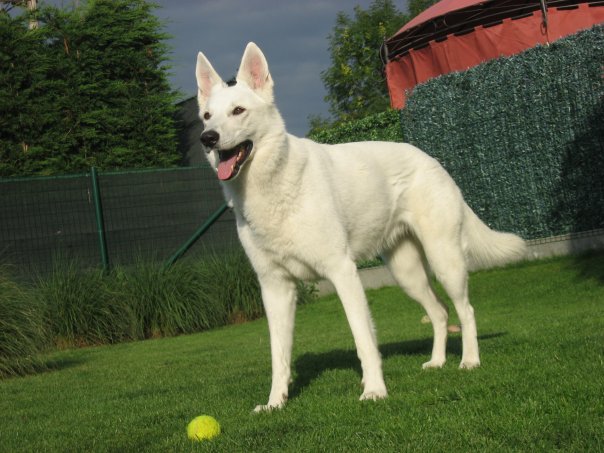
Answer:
[[407, 0, 440, 19], [308, 109, 402, 144], [0, 0, 179, 177], [320, 0, 407, 124], [311, 0, 442, 135]]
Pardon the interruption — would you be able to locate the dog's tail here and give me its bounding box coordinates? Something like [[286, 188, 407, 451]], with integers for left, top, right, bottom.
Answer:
[[462, 203, 527, 270]]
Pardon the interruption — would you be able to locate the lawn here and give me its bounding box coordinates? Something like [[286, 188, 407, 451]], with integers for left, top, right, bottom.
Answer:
[[1, 254, 603, 452]]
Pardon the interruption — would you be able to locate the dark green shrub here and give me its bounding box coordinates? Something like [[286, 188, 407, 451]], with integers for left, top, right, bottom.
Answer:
[[188, 248, 264, 325], [0, 1, 179, 177], [1, 248, 318, 377], [110, 258, 227, 338], [37, 261, 133, 347], [309, 109, 403, 144]]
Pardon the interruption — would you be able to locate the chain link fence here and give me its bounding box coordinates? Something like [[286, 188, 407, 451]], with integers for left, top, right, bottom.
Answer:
[[0, 166, 237, 276], [3, 27, 602, 276]]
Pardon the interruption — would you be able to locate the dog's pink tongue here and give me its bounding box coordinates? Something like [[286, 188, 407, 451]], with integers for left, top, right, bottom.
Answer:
[[217, 155, 237, 180]]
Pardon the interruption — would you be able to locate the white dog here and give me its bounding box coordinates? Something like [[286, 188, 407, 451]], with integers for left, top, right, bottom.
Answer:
[[195, 43, 526, 412]]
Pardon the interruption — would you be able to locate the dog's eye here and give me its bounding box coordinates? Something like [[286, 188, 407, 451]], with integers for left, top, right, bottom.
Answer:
[[232, 106, 246, 116], [203, 112, 211, 120]]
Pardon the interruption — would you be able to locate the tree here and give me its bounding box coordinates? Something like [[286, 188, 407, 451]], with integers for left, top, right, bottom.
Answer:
[[0, 10, 47, 175], [407, 0, 440, 19], [0, 0, 179, 177], [320, 0, 407, 124]]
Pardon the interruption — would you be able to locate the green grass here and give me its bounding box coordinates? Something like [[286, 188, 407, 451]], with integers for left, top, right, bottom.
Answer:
[[1, 254, 603, 452]]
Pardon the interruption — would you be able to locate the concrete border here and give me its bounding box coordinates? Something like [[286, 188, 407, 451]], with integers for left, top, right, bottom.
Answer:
[[315, 229, 604, 296]]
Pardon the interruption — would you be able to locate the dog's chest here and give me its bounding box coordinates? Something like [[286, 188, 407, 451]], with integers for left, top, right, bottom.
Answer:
[[241, 198, 297, 250], [234, 196, 321, 280]]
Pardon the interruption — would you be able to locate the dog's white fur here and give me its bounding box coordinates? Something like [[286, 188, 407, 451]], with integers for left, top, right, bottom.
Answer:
[[196, 43, 526, 412]]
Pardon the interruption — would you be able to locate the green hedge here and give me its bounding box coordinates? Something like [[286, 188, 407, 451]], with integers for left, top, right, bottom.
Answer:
[[309, 109, 403, 144], [401, 26, 604, 239], [0, 2, 179, 177]]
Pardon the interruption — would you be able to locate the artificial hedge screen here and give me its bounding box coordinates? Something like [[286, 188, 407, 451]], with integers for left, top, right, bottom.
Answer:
[[400, 25, 604, 240]]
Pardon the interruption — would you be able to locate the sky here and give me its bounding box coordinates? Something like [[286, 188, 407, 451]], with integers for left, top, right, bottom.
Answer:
[[151, 0, 408, 136], [33, 0, 409, 136]]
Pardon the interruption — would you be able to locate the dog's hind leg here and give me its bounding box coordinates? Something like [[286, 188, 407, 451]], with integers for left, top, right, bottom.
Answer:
[[421, 237, 480, 369], [382, 238, 449, 369], [254, 274, 297, 412], [328, 259, 388, 401]]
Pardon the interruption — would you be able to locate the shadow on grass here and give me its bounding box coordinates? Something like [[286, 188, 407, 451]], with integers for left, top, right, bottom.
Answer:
[[290, 332, 506, 400], [43, 356, 86, 374], [1, 355, 85, 380], [569, 252, 604, 285]]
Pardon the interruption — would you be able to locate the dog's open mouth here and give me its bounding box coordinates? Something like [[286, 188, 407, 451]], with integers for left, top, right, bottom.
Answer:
[[217, 140, 253, 181]]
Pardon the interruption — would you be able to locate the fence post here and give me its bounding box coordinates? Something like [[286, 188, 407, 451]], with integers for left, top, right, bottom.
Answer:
[[165, 202, 230, 268], [90, 167, 109, 272]]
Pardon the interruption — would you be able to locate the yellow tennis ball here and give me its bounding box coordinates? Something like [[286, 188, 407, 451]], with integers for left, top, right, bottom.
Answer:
[[187, 415, 221, 441]]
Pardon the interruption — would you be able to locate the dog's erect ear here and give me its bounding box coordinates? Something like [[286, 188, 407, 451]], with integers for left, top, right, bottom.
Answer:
[[196, 51, 223, 111], [236, 42, 274, 102]]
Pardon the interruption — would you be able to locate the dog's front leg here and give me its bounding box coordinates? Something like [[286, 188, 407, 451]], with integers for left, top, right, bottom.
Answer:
[[329, 260, 388, 401], [254, 275, 297, 412]]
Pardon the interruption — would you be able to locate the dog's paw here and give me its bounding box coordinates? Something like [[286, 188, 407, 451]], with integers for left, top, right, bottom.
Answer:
[[422, 358, 446, 369], [253, 397, 287, 413], [459, 359, 480, 369], [253, 404, 274, 413], [360, 388, 388, 402], [253, 402, 284, 413]]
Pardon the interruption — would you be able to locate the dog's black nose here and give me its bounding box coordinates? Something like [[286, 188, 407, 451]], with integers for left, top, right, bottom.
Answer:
[[200, 130, 219, 148]]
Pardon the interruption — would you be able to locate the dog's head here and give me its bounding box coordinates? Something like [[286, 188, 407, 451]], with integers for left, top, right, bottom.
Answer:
[[196, 42, 278, 182]]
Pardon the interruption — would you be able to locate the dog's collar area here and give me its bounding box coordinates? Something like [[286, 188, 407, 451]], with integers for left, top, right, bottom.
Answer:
[[217, 140, 253, 181]]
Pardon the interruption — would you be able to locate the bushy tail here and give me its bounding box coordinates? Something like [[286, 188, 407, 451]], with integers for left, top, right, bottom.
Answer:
[[462, 204, 527, 270]]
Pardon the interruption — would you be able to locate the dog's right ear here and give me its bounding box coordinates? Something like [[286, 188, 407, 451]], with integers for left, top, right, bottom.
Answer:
[[196, 51, 223, 111]]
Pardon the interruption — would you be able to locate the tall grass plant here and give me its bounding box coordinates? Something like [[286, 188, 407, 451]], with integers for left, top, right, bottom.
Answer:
[[0, 247, 317, 377], [0, 266, 47, 377], [37, 260, 131, 347]]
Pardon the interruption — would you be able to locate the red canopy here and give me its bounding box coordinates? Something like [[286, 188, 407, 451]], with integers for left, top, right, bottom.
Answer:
[[401, 0, 490, 33], [383, 0, 604, 108]]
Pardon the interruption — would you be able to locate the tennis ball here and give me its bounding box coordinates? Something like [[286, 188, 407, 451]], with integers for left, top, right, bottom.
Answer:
[[187, 415, 221, 441]]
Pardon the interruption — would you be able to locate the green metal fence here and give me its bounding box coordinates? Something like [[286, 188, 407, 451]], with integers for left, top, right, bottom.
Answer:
[[3, 27, 602, 276], [0, 166, 237, 276]]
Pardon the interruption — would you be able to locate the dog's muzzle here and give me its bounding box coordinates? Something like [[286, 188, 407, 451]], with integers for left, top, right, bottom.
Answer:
[[200, 130, 253, 181]]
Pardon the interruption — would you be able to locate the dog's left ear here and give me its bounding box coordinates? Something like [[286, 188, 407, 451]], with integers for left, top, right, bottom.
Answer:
[[237, 42, 274, 103]]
